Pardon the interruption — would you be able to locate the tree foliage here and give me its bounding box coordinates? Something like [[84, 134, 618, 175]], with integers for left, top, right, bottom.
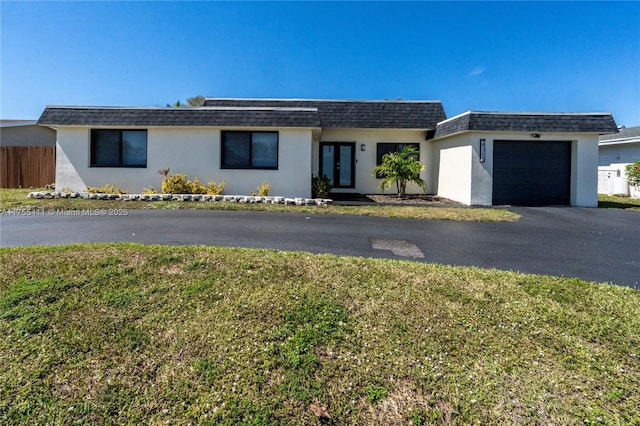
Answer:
[[625, 160, 640, 187], [186, 96, 205, 107], [166, 95, 206, 108], [372, 146, 426, 198]]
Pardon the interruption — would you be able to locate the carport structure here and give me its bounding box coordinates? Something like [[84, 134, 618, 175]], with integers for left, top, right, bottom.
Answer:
[[431, 111, 618, 206]]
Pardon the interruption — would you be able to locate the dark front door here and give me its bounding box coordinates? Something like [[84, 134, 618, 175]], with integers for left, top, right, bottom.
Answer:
[[320, 142, 355, 188]]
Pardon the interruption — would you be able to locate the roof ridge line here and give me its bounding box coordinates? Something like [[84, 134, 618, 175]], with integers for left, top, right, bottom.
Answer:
[[204, 97, 443, 103], [465, 111, 613, 116], [41, 105, 319, 112]]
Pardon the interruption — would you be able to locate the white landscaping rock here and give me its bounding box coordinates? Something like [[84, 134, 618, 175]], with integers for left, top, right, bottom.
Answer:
[[24, 190, 330, 206]]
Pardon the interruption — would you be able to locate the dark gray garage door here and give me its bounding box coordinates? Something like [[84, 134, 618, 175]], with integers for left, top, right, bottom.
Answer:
[[492, 140, 571, 206]]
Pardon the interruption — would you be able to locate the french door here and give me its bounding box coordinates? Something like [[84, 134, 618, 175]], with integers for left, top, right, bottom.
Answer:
[[320, 142, 355, 188]]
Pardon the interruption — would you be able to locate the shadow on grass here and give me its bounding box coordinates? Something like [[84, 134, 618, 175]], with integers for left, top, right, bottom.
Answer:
[[598, 196, 640, 210]]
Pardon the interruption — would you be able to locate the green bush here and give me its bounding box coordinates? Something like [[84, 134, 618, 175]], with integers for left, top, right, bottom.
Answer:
[[311, 174, 332, 198], [189, 177, 208, 194], [251, 181, 270, 197], [160, 173, 225, 195], [85, 184, 129, 194], [161, 173, 192, 194], [625, 160, 640, 187], [206, 180, 225, 195]]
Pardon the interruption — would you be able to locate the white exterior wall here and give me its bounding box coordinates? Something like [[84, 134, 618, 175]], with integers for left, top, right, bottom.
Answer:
[[597, 143, 640, 194], [431, 136, 472, 205], [53, 123, 602, 205], [438, 145, 472, 205], [55, 126, 313, 197], [431, 131, 600, 206], [598, 142, 640, 167], [598, 164, 633, 195], [430, 133, 491, 205], [312, 129, 431, 194], [1, 125, 56, 146], [569, 134, 599, 207]]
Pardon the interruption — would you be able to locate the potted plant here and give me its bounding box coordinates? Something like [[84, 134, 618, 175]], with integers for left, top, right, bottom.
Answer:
[[625, 160, 640, 198]]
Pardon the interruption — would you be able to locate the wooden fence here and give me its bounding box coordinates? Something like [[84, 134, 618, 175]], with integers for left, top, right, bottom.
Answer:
[[0, 146, 55, 188]]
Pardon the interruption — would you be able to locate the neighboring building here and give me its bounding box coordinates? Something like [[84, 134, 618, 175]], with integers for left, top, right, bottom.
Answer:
[[0, 120, 57, 188], [0, 120, 56, 146], [37, 98, 618, 206], [597, 126, 640, 195]]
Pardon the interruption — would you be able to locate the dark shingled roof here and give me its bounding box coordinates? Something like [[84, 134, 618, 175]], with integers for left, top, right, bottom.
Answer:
[[434, 111, 618, 138], [599, 125, 640, 141], [203, 98, 446, 129], [37, 107, 322, 128]]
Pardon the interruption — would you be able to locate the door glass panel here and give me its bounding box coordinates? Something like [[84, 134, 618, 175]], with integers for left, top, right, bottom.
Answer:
[[322, 145, 334, 183], [339, 145, 352, 187]]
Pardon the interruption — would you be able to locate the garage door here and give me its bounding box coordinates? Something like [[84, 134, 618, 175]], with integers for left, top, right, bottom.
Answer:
[[492, 140, 571, 206]]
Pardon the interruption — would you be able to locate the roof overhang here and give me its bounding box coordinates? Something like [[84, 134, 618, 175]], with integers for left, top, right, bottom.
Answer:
[[433, 111, 618, 139], [37, 106, 323, 129]]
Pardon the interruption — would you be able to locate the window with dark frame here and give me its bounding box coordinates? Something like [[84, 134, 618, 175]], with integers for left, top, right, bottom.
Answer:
[[375, 143, 420, 177], [221, 131, 278, 169], [90, 129, 147, 167]]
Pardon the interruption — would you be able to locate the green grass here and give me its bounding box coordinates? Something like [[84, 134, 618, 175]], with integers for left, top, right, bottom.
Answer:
[[1, 243, 638, 424], [0, 188, 520, 222], [598, 194, 640, 210]]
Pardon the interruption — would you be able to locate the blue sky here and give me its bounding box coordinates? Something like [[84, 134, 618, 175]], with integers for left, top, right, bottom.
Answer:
[[2, 1, 639, 126]]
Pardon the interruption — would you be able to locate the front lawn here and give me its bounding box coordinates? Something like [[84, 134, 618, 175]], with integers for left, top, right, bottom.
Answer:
[[1, 244, 638, 424], [598, 194, 640, 210], [0, 188, 520, 222]]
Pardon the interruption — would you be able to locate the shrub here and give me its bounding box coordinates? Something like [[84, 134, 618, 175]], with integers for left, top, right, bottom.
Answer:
[[86, 184, 129, 194], [161, 173, 192, 194], [625, 160, 640, 187], [312, 174, 332, 198], [160, 173, 224, 195], [206, 180, 225, 195], [251, 181, 270, 197], [189, 177, 208, 194]]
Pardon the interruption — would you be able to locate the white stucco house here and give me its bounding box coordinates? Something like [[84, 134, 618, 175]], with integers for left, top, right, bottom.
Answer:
[[597, 126, 640, 196], [37, 98, 618, 206]]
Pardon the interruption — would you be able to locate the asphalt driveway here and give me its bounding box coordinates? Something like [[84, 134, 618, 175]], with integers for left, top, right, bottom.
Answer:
[[1, 207, 638, 288]]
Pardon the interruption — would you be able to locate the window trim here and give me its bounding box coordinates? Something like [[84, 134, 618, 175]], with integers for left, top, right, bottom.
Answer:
[[90, 129, 148, 168], [221, 131, 279, 170]]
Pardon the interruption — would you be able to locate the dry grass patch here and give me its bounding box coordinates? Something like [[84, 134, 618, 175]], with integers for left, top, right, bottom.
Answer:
[[1, 188, 520, 221]]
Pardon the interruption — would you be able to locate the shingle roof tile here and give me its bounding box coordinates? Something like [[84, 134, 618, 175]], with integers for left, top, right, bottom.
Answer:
[[434, 111, 618, 138], [37, 107, 322, 128], [599, 125, 640, 141], [203, 98, 446, 129]]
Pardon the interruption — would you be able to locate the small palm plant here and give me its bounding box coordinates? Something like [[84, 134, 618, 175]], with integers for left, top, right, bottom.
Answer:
[[372, 146, 426, 198]]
